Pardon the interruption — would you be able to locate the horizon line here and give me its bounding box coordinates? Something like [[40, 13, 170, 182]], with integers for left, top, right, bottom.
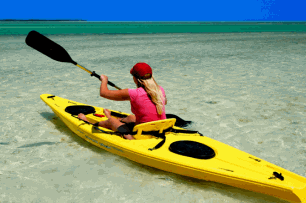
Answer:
[[1, 19, 306, 22]]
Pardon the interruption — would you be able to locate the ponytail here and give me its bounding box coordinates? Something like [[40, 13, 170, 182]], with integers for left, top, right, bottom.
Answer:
[[137, 77, 165, 115]]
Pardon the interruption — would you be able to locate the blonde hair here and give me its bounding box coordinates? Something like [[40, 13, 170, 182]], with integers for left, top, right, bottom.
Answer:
[[137, 77, 165, 115]]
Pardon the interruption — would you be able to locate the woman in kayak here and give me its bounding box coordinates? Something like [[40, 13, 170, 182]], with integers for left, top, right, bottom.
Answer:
[[78, 62, 167, 140]]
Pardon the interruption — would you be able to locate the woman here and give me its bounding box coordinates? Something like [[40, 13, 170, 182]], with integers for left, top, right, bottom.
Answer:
[[78, 62, 167, 140]]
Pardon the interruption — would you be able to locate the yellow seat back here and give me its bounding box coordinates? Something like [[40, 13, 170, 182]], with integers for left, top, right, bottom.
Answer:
[[133, 118, 176, 140]]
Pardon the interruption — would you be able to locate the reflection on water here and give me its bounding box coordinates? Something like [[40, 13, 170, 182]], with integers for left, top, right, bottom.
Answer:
[[18, 141, 58, 148]]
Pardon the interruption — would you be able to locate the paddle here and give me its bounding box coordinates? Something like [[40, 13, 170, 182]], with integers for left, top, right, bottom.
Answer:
[[25, 30, 192, 127], [25, 30, 121, 90]]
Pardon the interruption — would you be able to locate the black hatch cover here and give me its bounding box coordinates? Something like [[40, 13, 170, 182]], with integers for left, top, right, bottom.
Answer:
[[169, 140, 215, 159], [65, 105, 96, 115]]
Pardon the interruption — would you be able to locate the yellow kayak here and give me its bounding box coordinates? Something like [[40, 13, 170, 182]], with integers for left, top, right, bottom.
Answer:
[[41, 94, 306, 203]]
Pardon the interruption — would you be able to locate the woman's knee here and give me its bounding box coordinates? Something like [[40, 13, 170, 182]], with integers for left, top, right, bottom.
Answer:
[[126, 115, 136, 122], [108, 118, 124, 131]]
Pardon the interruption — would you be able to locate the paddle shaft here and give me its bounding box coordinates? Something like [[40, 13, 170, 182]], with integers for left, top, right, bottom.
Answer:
[[74, 63, 121, 90]]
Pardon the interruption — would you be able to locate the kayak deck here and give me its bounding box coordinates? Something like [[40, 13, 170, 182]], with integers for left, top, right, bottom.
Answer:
[[40, 94, 306, 203]]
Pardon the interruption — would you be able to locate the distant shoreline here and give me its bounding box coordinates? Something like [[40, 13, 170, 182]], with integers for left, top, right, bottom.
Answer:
[[1, 20, 305, 24], [0, 19, 86, 21]]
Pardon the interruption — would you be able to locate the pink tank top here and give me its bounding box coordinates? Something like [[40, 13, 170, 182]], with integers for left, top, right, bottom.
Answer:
[[128, 86, 166, 124]]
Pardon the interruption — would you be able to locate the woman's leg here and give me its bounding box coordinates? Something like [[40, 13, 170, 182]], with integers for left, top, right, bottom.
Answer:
[[100, 109, 124, 131], [78, 110, 135, 140], [120, 114, 136, 123], [102, 109, 135, 140]]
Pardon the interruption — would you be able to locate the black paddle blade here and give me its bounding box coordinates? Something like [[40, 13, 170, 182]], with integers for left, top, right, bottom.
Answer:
[[166, 114, 192, 128], [25, 31, 76, 65]]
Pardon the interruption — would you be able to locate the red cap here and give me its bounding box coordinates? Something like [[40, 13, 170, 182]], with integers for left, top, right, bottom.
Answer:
[[130, 62, 152, 79]]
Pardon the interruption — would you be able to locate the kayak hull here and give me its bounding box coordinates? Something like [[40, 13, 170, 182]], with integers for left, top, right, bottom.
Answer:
[[41, 94, 306, 203]]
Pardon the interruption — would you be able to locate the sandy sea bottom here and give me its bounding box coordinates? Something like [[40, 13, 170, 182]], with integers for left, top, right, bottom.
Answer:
[[1, 32, 306, 203]]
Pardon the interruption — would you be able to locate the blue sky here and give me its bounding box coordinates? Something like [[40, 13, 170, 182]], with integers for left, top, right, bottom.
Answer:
[[1, 0, 305, 21]]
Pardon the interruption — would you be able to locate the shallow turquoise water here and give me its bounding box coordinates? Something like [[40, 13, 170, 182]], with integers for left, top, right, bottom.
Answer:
[[1, 32, 306, 203], [1, 21, 306, 35]]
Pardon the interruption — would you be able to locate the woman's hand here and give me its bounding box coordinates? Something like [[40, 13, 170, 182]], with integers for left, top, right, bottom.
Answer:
[[100, 75, 108, 83]]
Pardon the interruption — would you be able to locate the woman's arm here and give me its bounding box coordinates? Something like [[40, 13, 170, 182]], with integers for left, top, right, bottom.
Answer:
[[100, 75, 130, 101]]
